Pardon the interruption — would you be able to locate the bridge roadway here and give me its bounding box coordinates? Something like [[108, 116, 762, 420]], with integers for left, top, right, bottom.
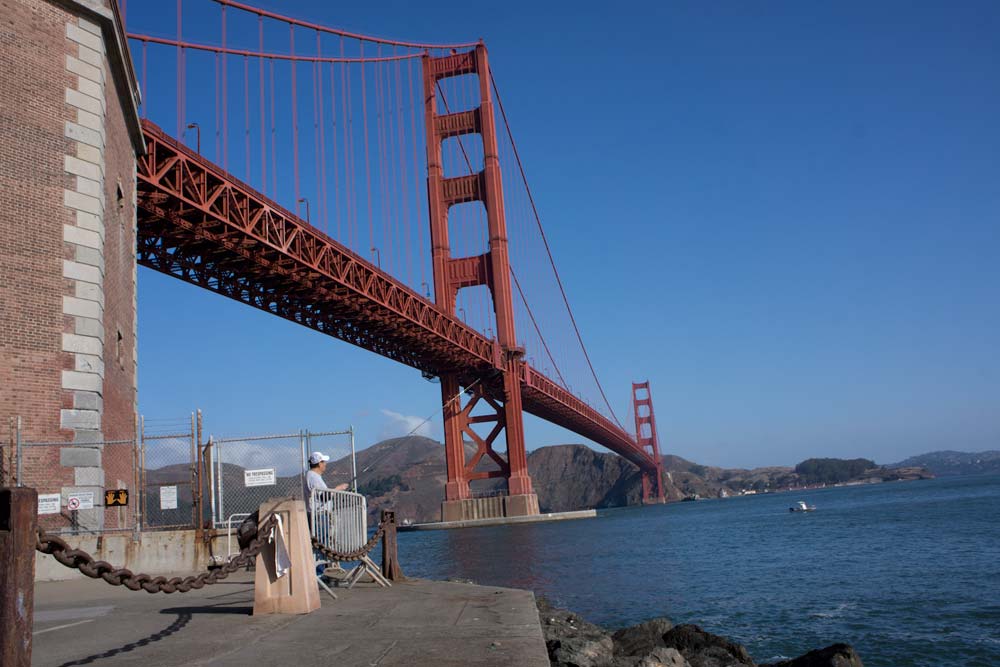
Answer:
[[135, 120, 655, 472]]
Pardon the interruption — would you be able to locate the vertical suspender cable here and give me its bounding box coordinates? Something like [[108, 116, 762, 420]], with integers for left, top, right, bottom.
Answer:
[[290, 24, 301, 216], [316, 30, 329, 233], [214, 52, 220, 159], [311, 36, 320, 228], [141, 40, 147, 118], [243, 55, 250, 181], [329, 62, 341, 241], [407, 57, 425, 295], [360, 42, 374, 254], [221, 5, 228, 170], [259, 15, 266, 195], [176, 0, 182, 139], [341, 38, 354, 250], [395, 54, 411, 287], [269, 58, 277, 196]]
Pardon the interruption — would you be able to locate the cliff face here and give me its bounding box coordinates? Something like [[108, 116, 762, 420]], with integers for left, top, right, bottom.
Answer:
[[526, 445, 643, 512]]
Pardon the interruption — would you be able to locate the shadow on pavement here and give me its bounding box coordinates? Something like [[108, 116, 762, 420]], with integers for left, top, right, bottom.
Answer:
[[57, 612, 192, 667]]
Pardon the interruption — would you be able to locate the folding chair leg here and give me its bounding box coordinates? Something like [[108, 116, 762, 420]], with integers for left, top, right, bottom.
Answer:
[[345, 564, 366, 589], [317, 574, 338, 600], [361, 555, 392, 588]]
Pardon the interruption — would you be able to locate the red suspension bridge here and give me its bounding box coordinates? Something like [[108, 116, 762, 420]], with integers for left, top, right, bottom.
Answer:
[[127, 0, 664, 517]]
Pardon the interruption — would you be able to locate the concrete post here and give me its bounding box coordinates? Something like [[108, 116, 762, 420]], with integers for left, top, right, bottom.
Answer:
[[0, 487, 37, 667], [252, 498, 320, 615]]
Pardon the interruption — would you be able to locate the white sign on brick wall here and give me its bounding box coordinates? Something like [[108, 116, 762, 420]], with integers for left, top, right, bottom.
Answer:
[[66, 491, 94, 511], [38, 493, 62, 515], [160, 485, 178, 510], [244, 468, 276, 487]]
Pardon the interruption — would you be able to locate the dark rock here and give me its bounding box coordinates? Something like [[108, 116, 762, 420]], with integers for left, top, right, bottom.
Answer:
[[661, 624, 756, 667], [537, 598, 614, 667], [761, 644, 863, 667], [639, 647, 691, 667], [607, 647, 691, 667], [612, 617, 674, 656]]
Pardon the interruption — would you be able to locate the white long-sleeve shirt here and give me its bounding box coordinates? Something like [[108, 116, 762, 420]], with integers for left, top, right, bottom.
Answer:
[[304, 469, 328, 512]]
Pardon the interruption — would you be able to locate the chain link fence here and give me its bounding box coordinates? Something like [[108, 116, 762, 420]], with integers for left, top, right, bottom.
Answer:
[[5, 414, 355, 539], [207, 427, 356, 527], [9, 418, 140, 535]]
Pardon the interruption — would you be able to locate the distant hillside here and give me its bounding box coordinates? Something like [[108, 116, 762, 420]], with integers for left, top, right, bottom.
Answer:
[[890, 450, 1000, 477], [142, 439, 940, 526]]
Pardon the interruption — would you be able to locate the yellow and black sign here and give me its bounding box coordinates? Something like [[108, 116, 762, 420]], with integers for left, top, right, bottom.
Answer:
[[105, 489, 129, 507]]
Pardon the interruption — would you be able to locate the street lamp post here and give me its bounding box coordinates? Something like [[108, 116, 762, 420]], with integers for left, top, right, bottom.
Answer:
[[297, 197, 310, 223], [186, 122, 200, 154], [370, 247, 381, 268]]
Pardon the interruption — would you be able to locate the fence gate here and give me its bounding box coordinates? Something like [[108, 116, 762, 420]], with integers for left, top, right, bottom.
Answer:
[[139, 414, 200, 530]]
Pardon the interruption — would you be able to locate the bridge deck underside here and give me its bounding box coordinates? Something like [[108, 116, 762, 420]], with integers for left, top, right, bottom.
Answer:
[[135, 121, 657, 473]]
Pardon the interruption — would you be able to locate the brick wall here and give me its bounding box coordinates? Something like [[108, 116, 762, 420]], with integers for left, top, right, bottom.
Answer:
[[0, 0, 77, 442], [1, 0, 141, 531]]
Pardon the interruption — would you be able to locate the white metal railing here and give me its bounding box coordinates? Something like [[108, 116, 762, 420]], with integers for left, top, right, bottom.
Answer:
[[310, 488, 368, 553]]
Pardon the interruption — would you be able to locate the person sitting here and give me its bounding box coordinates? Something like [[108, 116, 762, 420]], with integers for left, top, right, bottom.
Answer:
[[305, 451, 349, 581]]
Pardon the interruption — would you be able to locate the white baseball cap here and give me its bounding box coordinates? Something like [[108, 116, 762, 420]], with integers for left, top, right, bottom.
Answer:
[[308, 452, 330, 465]]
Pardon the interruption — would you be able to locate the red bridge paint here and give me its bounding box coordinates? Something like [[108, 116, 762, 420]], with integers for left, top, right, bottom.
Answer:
[[133, 21, 665, 508]]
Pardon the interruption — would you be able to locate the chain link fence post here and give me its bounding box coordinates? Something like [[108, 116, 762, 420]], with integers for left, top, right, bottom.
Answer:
[[0, 486, 38, 666], [350, 425, 358, 492], [133, 413, 141, 541], [195, 410, 204, 540], [15, 416, 22, 488]]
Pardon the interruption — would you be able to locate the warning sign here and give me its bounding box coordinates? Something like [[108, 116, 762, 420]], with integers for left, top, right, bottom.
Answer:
[[244, 468, 276, 487], [105, 489, 129, 506], [66, 491, 94, 511], [38, 493, 62, 515], [160, 485, 178, 510]]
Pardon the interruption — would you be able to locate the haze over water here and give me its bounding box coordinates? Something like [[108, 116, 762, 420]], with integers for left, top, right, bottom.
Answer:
[[398, 475, 1000, 666]]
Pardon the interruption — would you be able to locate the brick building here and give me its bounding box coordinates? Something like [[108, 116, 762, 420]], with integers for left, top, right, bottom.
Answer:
[[0, 0, 143, 529]]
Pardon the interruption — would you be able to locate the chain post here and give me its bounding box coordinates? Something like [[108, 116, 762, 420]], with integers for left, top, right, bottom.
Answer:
[[0, 486, 38, 666], [380, 509, 404, 582]]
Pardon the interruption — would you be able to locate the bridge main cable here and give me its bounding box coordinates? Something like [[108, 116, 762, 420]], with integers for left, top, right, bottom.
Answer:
[[490, 72, 627, 431], [126, 34, 424, 63], [211, 0, 480, 50]]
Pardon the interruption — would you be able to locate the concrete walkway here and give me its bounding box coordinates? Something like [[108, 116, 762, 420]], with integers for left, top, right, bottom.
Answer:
[[31, 573, 550, 666]]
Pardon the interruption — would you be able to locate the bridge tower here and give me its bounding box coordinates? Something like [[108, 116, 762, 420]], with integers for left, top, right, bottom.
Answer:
[[423, 45, 539, 521], [632, 381, 665, 503]]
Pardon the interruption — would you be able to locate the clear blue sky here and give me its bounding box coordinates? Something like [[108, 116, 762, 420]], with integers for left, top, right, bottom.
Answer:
[[129, 0, 999, 468]]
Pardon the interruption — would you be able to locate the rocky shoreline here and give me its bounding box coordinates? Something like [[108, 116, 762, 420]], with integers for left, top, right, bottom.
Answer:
[[537, 598, 863, 667]]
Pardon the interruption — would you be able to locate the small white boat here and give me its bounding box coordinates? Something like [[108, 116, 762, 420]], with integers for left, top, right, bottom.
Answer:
[[789, 500, 816, 513]]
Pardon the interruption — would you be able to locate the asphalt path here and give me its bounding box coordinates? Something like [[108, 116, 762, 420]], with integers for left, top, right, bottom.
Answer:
[[31, 572, 549, 666]]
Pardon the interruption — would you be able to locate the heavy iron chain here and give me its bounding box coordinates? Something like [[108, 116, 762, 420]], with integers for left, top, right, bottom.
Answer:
[[35, 513, 279, 594], [311, 521, 385, 562]]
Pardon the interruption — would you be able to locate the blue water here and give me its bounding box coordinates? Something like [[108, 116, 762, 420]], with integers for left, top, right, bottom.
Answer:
[[396, 475, 1000, 666]]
